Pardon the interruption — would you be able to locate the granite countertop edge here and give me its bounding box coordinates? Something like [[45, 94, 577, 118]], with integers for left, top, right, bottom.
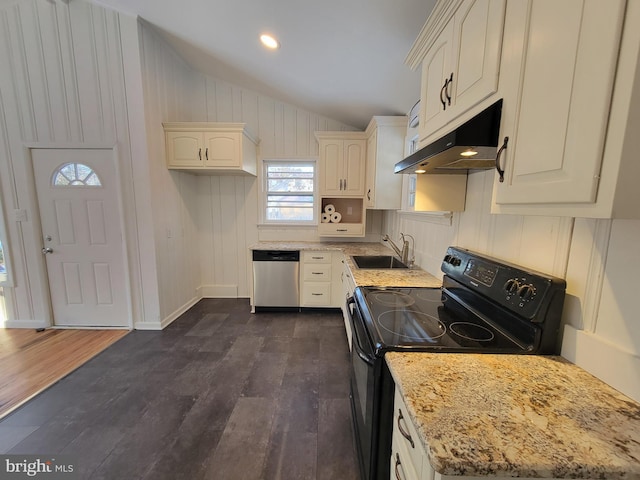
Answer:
[[385, 352, 640, 479]]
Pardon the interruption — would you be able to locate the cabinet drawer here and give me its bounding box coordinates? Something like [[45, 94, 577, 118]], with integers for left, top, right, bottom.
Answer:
[[317, 223, 364, 237], [302, 263, 332, 281], [394, 389, 424, 475], [301, 283, 332, 306], [391, 435, 420, 480], [302, 251, 332, 264]]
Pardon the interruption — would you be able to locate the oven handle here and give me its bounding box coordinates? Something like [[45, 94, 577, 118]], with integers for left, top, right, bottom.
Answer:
[[346, 296, 376, 366]]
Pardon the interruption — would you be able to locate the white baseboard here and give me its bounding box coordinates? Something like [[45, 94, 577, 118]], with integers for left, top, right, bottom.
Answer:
[[134, 295, 201, 331], [200, 284, 238, 298], [562, 325, 640, 402], [3, 320, 48, 329]]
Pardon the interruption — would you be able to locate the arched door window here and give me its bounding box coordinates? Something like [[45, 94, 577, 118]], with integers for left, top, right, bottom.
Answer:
[[52, 162, 102, 187]]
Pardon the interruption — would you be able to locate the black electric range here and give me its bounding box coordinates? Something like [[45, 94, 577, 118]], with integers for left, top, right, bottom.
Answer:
[[347, 246, 567, 480]]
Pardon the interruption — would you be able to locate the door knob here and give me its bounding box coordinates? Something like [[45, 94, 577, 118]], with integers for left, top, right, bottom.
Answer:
[[42, 247, 53, 255]]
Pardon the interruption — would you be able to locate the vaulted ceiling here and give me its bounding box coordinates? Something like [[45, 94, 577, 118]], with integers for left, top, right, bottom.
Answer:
[[92, 0, 437, 129]]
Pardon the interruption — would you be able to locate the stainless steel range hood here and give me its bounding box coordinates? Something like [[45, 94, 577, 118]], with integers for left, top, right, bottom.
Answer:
[[394, 99, 503, 175]]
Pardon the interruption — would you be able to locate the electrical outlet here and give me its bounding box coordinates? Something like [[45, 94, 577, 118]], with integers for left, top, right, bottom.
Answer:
[[347, 206, 353, 215]]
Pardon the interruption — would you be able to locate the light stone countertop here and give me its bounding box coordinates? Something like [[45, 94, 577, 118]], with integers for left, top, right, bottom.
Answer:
[[249, 241, 441, 288], [385, 352, 640, 479]]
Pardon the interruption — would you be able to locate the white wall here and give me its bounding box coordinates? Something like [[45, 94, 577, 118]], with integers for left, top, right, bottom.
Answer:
[[0, 0, 160, 328], [137, 21, 378, 316]]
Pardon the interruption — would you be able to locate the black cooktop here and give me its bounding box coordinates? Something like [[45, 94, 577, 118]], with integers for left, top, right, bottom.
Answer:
[[354, 286, 531, 355]]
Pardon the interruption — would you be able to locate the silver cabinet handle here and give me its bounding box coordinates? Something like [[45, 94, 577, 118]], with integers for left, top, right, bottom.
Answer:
[[42, 247, 53, 255]]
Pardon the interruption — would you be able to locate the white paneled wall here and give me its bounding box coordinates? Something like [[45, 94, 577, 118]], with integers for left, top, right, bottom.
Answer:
[[137, 21, 362, 313], [0, 0, 157, 328], [384, 170, 573, 279]]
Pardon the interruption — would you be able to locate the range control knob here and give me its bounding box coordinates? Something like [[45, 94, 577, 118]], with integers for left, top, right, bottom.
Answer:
[[444, 255, 452, 264], [517, 284, 536, 300], [503, 279, 519, 294], [451, 256, 461, 266]]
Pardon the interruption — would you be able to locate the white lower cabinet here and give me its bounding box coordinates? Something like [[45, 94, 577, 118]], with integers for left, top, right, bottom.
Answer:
[[392, 388, 430, 480], [300, 251, 343, 308], [340, 257, 356, 350]]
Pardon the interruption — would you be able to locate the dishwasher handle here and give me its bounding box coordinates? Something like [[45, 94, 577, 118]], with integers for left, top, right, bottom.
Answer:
[[252, 250, 300, 261]]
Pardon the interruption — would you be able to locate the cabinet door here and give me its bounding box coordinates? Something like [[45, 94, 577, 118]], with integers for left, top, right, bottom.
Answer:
[[365, 131, 377, 207], [343, 139, 366, 196], [493, 0, 625, 206], [419, 19, 454, 140], [319, 140, 344, 195], [204, 132, 241, 168], [419, 0, 505, 141], [165, 132, 203, 168], [449, 0, 505, 115]]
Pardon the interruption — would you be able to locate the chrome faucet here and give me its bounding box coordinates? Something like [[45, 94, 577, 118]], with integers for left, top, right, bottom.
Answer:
[[401, 233, 416, 269], [383, 234, 410, 265]]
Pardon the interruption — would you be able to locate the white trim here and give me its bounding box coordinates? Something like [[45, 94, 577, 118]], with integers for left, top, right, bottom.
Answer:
[[3, 319, 48, 329], [135, 295, 200, 331], [398, 210, 453, 226], [562, 325, 640, 402]]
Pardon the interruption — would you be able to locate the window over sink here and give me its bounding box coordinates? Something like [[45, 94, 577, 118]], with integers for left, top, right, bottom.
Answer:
[[262, 160, 316, 224]]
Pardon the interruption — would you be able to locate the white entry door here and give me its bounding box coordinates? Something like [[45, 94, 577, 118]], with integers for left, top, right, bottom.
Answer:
[[32, 148, 129, 327]]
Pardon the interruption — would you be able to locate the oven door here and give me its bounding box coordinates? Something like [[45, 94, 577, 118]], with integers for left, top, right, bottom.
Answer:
[[346, 296, 378, 480]]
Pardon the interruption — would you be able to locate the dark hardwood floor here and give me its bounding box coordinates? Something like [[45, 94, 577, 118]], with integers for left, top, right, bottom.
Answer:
[[0, 299, 359, 480]]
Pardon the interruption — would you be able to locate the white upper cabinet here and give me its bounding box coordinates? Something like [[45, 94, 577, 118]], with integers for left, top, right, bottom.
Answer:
[[316, 132, 367, 197], [492, 0, 640, 218], [163, 123, 259, 176], [407, 0, 506, 142], [365, 116, 408, 209]]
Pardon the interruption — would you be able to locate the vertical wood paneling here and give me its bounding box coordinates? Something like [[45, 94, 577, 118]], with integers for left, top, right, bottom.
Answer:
[[283, 105, 296, 157], [34, 1, 64, 141], [258, 96, 275, 155], [69, 1, 104, 142], [4, 5, 37, 140], [54, 4, 82, 142], [273, 103, 285, 155], [216, 82, 233, 120], [296, 110, 310, 157]]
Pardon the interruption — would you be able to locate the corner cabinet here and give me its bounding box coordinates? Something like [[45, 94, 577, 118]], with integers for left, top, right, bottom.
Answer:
[[163, 122, 259, 176], [491, 0, 640, 218], [407, 0, 506, 143], [365, 116, 408, 210], [316, 132, 367, 197]]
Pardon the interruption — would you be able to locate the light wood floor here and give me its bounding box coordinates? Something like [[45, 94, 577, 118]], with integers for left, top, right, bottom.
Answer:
[[0, 328, 128, 419]]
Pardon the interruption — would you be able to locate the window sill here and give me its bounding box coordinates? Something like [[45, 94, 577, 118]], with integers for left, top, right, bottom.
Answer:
[[258, 223, 318, 228]]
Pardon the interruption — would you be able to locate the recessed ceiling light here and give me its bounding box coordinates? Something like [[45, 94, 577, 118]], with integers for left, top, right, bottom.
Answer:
[[260, 34, 280, 50], [415, 169, 427, 174]]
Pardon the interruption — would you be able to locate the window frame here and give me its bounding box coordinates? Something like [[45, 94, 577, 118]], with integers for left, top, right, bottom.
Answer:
[[260, 159, 317, 226]]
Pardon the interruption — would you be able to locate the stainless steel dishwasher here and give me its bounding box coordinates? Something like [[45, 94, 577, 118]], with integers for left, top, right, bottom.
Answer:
[[252, 250, 300, 308]]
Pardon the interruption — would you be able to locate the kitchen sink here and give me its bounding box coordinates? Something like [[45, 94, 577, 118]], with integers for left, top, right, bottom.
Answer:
[[351, 255, 409, 269]]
